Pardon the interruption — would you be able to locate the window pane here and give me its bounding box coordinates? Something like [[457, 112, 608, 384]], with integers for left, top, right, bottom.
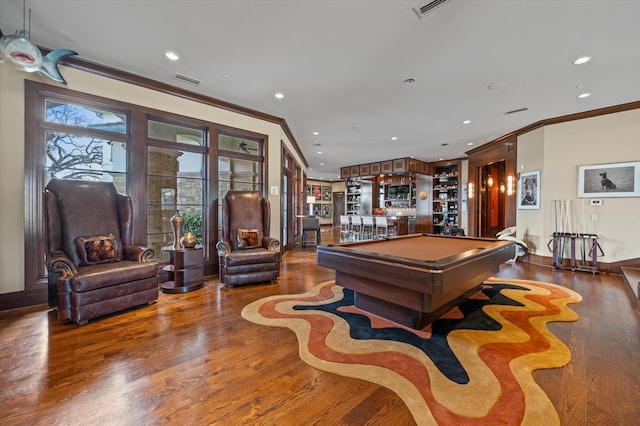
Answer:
[[219, 134, 260, 155], [45, 100, 126, 133], [148, 120, 204, 146], [147, 146, 205, 261], [45, 131, 127, 191], [218, 157, 259, 182], [218, 155, 260, 241], [218, 157, 259, 198]]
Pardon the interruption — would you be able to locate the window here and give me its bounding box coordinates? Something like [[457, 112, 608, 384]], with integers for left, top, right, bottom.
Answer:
[[24, 81, 266, 301], [146, 120, 207, 262], [217, 134, 263, 241], [44, 100, 128, 190]]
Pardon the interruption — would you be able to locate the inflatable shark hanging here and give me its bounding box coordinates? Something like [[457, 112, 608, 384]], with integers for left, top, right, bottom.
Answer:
[[0, 28, 77, 85]]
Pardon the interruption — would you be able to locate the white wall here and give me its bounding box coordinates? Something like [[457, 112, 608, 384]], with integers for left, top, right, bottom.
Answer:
[[517, 109, 640, 261], [0, 65, 304, 295], [0, 64, 26, 293], [515, 127, 546, 253]]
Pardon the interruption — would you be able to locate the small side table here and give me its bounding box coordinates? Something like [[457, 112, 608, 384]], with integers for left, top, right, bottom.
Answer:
[[161, 246, 204, 293]]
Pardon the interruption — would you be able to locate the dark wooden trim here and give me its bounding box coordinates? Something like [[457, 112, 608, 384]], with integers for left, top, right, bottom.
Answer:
[[467, 101, 640, 156], [466, 134, 517, 237], [130, 110, 147, 245], [23, 81, 48, 297], [54, 53, 309, 168], [0, 288, 48, 311], [2, 80, 272, 311]]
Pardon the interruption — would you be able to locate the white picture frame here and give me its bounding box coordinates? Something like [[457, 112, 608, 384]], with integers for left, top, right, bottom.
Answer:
[[577, 161, 640, 198], [517, 170, 541, 210]]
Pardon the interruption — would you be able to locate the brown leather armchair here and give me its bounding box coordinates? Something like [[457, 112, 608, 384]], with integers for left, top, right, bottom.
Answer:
[[216, 191, 280, 287], [44, 179, 159, 325]]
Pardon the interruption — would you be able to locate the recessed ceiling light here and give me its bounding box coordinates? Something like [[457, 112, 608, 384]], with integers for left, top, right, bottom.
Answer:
[[320, 163, 324, 166], [467, 142, 474, 146], [317, 151, 322, 154], [462, 120, 471, 124], [391, 136, 398, 141], [223, 74, 230, 79], [438, 158, 444, 161], [274, 92, 284, 99], [573, 56, 591, 65], [577, 92, 591, 98], [313, 131, 319, 135], [165, 51, 179, 61], [403, 78, 416, 84]]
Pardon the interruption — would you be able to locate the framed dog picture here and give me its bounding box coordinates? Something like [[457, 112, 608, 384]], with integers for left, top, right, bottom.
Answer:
[[517, 170, 541, 210], [578, 161, 640, 198]]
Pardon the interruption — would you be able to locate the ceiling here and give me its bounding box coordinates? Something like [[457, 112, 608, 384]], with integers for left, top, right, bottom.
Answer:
[[2, 0, 639, 181]]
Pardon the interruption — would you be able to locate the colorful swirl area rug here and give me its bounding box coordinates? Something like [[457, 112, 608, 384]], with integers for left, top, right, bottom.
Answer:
[[241, 277, 582, 426]]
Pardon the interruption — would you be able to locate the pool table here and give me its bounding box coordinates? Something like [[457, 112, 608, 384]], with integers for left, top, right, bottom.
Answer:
[[317, 233, 515, 329]]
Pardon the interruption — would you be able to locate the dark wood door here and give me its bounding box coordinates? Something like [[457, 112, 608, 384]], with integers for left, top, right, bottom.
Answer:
[[480, 162, 505, 238], [333, 192, 344, 226]]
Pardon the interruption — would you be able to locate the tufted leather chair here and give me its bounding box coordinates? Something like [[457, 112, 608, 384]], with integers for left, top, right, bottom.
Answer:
[[44, 179, 159, 325], [216, 191, 280, 287]]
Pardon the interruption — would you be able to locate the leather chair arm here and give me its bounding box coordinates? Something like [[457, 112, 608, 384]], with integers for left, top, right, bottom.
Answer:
[[123, 245, 155, 262], [263, 237, 280, 252], [47, 251, 77, 278], [216, 240, 232, 255]]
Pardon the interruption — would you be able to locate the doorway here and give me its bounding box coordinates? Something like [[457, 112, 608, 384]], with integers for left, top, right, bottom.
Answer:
[[466, 134, 516, 236], [479, 161, 506, 237], [333, 192, 344, 226]]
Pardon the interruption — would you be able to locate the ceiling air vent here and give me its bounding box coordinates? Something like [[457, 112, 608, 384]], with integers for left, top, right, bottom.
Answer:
[[413, 0, 452, 18], [504, 107, 529, 115], [173, 72, 201, 85]]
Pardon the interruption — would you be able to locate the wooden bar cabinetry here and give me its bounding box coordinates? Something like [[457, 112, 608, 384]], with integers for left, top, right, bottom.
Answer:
[[431, 162, 460, 234]]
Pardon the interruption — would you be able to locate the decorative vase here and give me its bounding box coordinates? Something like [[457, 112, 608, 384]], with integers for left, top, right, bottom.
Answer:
[[170, 209, 184, 250], [181, 231, 197, 248]]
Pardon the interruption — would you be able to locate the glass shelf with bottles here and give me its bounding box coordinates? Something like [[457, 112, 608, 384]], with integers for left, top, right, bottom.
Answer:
[[432, 164, 460, 234], [346, 180, 362, 215]]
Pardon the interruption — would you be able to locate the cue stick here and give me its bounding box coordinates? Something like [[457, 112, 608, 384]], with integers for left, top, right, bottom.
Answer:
[[580, 199, 586, 266], [560, 200, 565, 267]]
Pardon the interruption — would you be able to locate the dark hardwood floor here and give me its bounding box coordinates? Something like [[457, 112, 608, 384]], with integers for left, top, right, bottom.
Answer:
[[1, 227, 639, 425]]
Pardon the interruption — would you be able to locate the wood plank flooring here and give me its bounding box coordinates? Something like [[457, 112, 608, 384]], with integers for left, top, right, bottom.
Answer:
[[1, 228, 639, 425]]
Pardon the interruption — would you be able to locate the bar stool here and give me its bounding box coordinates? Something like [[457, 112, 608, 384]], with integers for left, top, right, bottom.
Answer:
[[302, 217, 320, 248], [350, 215, 362, 240], [374, 216, 388, 239], [361, 216, 375, 240], [386, 217, 397, 237], [339, 215, 352, 242]]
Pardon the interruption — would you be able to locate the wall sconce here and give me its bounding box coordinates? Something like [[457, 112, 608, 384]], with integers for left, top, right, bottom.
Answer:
[[487, 175, 494, 188], [500, 183, 506, 193], [507, 175, 514, 196], [468, 182, 474, 199]]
